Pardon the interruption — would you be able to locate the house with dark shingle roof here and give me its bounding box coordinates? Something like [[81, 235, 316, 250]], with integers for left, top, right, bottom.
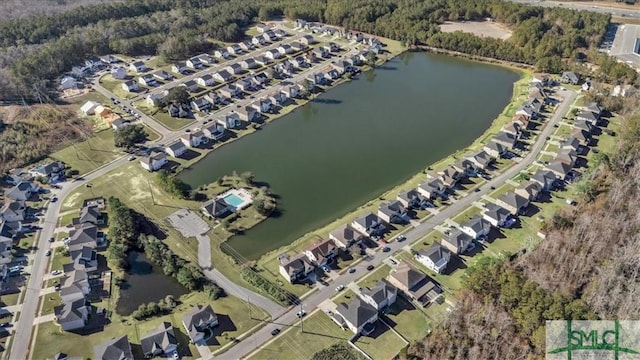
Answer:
[[576, 110, 599, 125], [530, 169, 557, 192], [546, 160, 573, 180], [483, 203, 512, 228], [496, 192, 530, 216], [492, 131, 518, 150], [72, 206, 102, 226], [141, 322, 178, 357], [418, 179, 446, 200], [329, 224, 365, 248], [360, 279, 397, 311], [468, 150, 495, 170], [279, 254, 314, 283], [0, 201, 25, 223], [561, 71, 580, 85], [460, 216, 492, 239], [397, 189, 427, 209], [183, 305, 218, 343], [483, 141, 508, 158], [515, 180, 543, 201], [93, 335, 134, 360], [441, 229, 474, 254], [201, 198, 232, 219], [377, 200, 409, 224], [415, 243, 450, 274], [67, 223, 98, 251], [165, 140, 187, 158], [387, 262, 441, 304], [351, 213, 386, 237], [335, 298, 378, 335], [54, 298, 89, 331], [4, 181, 38, 201], [304, 239, 337, 266]]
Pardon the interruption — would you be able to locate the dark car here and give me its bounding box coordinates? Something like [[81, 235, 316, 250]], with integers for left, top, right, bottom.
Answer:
[[348, 268, 356, 274], [383, 247, 391, 253], [271, 328, 281, 336], [51, 197, 57, 203], [49, 237, 55, 242], [366, 265, 374, 271]]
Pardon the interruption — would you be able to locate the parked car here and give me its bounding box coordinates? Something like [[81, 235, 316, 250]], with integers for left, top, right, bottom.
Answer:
[[45, 250, 51, 256], [348, 268, 356, 274], [271, 328, 281, 336], [366, 265, 374, 271], [335, 285, 345, 292], [296, 310, 306, 318], [382, 246, 391, 253], [396, 235, 406, 242], [322, 266, 330, 272], [51, 197, 57, 203], [49, 237, 55, 242], [51, 270, 62, 276]]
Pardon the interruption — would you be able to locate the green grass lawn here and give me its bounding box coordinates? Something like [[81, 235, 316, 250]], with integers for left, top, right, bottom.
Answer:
[[488, 183, 516, 199], [353, 320, 407, 360], [357, 265, 391, 289], [332, 289, 357, 306], [1, 292, 21, 307], [50, 129, 122, 175], [99, 74, 139, 100], [32, 292, 267, 360], [383, 295, 431, 342], [251, 312, 351, 360], [133, 99, 195, 131], [451, 206, 482, 225], [422, 299, 451, 326], [40, 292, 62, 315]]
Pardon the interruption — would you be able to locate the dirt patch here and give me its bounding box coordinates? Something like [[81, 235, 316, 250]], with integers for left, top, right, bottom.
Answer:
[[439, 21, 512, 40]]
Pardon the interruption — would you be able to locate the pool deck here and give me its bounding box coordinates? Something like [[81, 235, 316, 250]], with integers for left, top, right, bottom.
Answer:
[[218, 188, 254, 210]]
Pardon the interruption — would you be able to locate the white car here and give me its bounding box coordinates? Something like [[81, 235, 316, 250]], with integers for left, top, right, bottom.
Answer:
[[51, 270, 62, 276], [335, 285, 344, 292]]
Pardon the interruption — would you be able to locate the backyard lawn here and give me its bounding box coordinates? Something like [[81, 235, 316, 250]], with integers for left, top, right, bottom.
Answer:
[[51, 129, 121, 175], [357, 265, 391, 289], [382, 295, 431, 342], [250, 312, 351, 360], [353, 320, 407, 360]]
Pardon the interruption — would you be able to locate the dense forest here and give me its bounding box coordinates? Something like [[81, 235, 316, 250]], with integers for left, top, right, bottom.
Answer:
[[0, 0, 631, 102], [403, 90, 640, 359]]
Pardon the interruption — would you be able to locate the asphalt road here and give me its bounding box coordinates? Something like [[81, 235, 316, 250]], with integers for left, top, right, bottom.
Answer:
[[217, 89, 577, 360], [10, 156, 129, 360], [510, 0, 640, 19]]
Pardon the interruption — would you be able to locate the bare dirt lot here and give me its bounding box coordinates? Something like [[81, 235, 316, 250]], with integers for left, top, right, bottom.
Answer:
[[439, 21, 512, 40]]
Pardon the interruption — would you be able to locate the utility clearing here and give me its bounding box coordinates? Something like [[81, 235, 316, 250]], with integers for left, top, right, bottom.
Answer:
[[439, 21, 512, 40]]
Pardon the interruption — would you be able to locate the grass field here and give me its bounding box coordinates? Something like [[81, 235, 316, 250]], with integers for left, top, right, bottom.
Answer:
[[133, 100, 195, 131], [50, 129, 122, 175], [250, 312, 351, 360], [353, 320, 407, 359], [382, 295, 431, 342], [357, 265, 391, 289], [32, 292, 268, 360]]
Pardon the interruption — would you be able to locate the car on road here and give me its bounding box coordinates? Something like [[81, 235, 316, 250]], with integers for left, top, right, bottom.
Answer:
[[296, 310, 306, 318], [382, 246, 391, 253], [54, 284, 61, 291], [51, 270, 62, 276], [348, 268, 356, 274], [366, 265, 374, 271], [45, 250, 51, 256], [51, 197, 57, 203], [49, 237, 55, 242], [322, 266, 330, 272], [128, 156, 136, 161], [335, 285, 345, 292], [389, 258, 398, 265], [396, 235, 406, 242], [0, 323, 11, 327], [271, 328, 281, 336]]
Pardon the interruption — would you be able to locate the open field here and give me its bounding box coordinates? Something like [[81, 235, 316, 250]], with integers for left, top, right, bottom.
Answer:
[[353, 320, 407, 360], [382, 295, 431, 342], [439, 21, 512, 40], [50, 129, 121, 175], [32, 291, 268, 360], [250, 312, 352, 360], [357, 265, 391, 289]]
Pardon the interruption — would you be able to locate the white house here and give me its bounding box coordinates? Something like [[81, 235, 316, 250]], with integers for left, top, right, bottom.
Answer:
[[140, 152, 167, 172], [335, 298, 378, 335], [80, 101, 100, 115], [129, 61, 147, 73], [165, 141, 187, 158], [264, 49, 281, 60], [460, 216, 492, 239], [217, 111, 242, 129], [415, 243, 450, 274], [186, 57, 203, 69], [146, 92, 164, 106], [196, 74, 215, 87], [111, 67, 127, 80], [180, 131, 205, 148], [121, 80, 139, 92], [138, 74, 157, 87], [171, 63, 186, 74], [359, 279, 397, 311]]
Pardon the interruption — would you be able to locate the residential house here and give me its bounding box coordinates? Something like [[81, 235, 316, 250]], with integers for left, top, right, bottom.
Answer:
[[54, 299, 89, 331], [295, 19, 308, 28], [121, 80, 139, 93], [572, 128, 592, 146], [93, 335, 134, 360], [0, 237, 13, 265], [561, 71, 580, 85], [496, 192, 530, 216], [502, 122, 520, 137], [556, 148, 578, 168], [334, 298, 378, 335], [584, 102, 603, 118], [236, 106, 259, 122], [438, 166, 462, 188], [181, 80, 198, 92], [300, 35, 316, 45], [268, 91, 286, 106], [515, 180, 543, 201], [100, 54, 120, 64], [329, 224, 364, 249], [240, 58, 258, 70], [265, 30, 277, 41], [30, 161, 63, 181], [0, 220, 20, 241], [397, 189, 427, 209], [81, 101, 100, 115], [110, 118, 128, 131], [460, 216, 492, 240], [561, 136, 583, 154], [532, 73, 550, 86], [290, 56, 307, 69], [226, 44, 242, 56], [140, 151, 167, 172], [418, 178, 446, 200], [529, 87, 548, 103], [186, 57, 203, 69], [492, 131, 518, 150], [196, 74, 215, 87], [181, 130, 205, 148], [512, 114, 530, 130], [387, 262, 441, 305], [138, 74, 157, 87], [146, 93, 164, 108], [441, 229, 474, 254], [0, 201, 25, 222], [251, 98, 273, 114], [256, 23, 269, 33], [72, 205, 103, 226], [307, 72, 325, 85], [225, 63, 243, 75], [129, 61, 147, 73], [377, 201, 409, 224], [165, 141, 187, 158], [546, 160, 573, 180], [360, 279, 397, 311], [204, 92, 221, 105], [351, 213, 386, 237], [325, 69, 340, 80], [453, 159, 479, 177], [576, 110, 599, 126], [236, 78, 255, 93], [312, 47, 329, 59], [290, 41, 306, 52], [201, 198, 232, 219], [60, 270, 90, 303], [60, 76, 77, 90], [67, 223, 99, 250], [183, 305, 218, 344], [4, 181, 38, 201], [279, 254, 314, 283], [264, 49, 281, 60], [304, 239, 338, 266], [251, 36, 266, 47], [196, 54, 216, 65], [213, 70, 233, 83], [222, 83, 243, 98], [531, 169, 557, 192], [281, 84, 300, 99], [254, 56, 272, 67], [153, 70, 173, 81], [214, 49, 230, 59], [415, 243, 450, 274], [67, 245, 98, 273], [202, 122, 226, 141], [483, 203, 512, 228], [468, 150, 495, 170], [274, 29, 288, 38], [217, 111, 242, 129], [140, 322, 178, 358], [483, 141, 508, 158], [191, 97, 211, 112], [277, 44, 294, 55], [171, 63, 186, 74], [239, 41, 254, 52]]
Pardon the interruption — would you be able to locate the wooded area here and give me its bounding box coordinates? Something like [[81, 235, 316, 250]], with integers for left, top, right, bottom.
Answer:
[[0, 0, 629, 102]]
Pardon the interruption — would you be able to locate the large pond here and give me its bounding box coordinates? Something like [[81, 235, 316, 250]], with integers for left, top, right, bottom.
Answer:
[[116, 251, 188, 315], [179, 52, 521, 260]]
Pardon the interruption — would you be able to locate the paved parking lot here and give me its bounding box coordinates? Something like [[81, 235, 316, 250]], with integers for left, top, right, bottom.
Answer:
[[165, 208, 210, 237], [610, 24, 640, 68]]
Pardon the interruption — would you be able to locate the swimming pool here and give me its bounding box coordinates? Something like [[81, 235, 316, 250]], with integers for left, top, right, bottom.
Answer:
[[218, 188, 254, 210], [223, 193, 245, 209]]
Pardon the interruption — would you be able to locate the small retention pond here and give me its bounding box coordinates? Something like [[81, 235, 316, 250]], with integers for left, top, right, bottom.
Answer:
[[116, 251, 188, 316]]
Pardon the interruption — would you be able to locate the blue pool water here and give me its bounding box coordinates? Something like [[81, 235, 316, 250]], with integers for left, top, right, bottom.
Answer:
[[223, 193, 245, 208]]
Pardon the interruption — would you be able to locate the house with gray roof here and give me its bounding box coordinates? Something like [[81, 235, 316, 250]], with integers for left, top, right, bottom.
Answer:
[[4, 181, 38, 201], [387, 262, 441, 304], [546, 160, 573, 180], [60, 269, 90, 303], [304, 239, 337, 266], [165, 140, 187, 158], [561, 71, 580, 85], [530, 169, 557, 192], [515, 180, 543, 201], [439, 166, 462, 188], [201, 198, 232, 219], [351, 213, 386, 237], [335, 298, 378, 335], [397, 189, 427, 209], [460, 216, 492, 239], [360, 279, 397, 311], [72, 206, 102, 226], [492, 131, 518, 149], [67, 223, 98, 251], [483, 203, 512, 228], [278, 254, 313, 283], [453, 158, 479, 177], [483, 141, 508, 158], [415, 243, 450, 274], [94, 335, 134, 360], [441, 229, 474, 254], [329, 224, 365, 248], [54, 298, 89, 331], [561, 136, 583, 154], [183, 305, 218, 343], [418, 178, 446, 200], [496, 192, 530, 216], [213, 70, 233, 83], [67, 245, 98, 273], [202, 123, 226, 141], [140, 322, 178, 357], [0, 201, 25, 222], [556, 148, 578, 168], [377, 200, 409, 224], [576, 110, 599, 125], [468, 150, 495, 170]]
